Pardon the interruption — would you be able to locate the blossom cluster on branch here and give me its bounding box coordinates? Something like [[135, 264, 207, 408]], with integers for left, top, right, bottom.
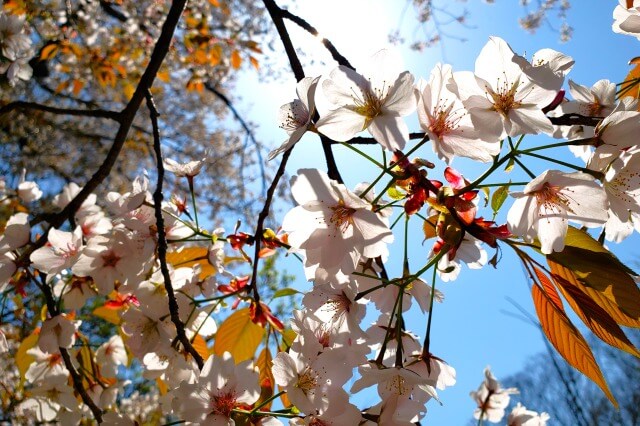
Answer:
[[0, 0, 639, 425]]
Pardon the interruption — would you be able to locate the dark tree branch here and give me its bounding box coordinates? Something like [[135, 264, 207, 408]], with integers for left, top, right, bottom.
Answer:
[[146, 91, 205, 370], [549, 113, 602, 127], [335, 132, 428, 145], [279, 8, 354, 70], [0, 101, 121, 121], [16, 0, 189, 266], [36, 277, 104, 423]]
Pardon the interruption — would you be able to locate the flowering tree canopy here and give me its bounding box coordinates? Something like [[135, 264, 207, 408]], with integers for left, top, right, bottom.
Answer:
[[1, 1, 640, 425]]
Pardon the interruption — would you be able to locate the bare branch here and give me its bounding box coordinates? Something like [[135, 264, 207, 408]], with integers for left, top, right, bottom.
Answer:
[[146, 90, 205, 370], [549, 113, 602, 127], [0, 101, 121, 121]]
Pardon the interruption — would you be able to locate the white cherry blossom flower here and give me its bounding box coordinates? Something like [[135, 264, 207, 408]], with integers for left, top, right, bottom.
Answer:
[[514, 48, 574, 92], [470, 367, 519, 424], [565, 79, 616, 117], [317, 49, 418, 151], [452, 37, 556, 140], [16, 374, 78, 422], [282, 169, 393, 280], [351, 362, 438, 404], [507, 403, 550, 426], [436, 237, 488, 282], [613, 0, 640, 39], [0, 12, 31, 60], [172, 353, 260, 425], [25, 347, 67, 383], [38, 314, 80, 353], [269, 76, 320, 160], [507, 170, 608, 254], [95, 335, 128, 378], [596, 110, 640, 149], [163, 152, 209, 178], [17, 169, 43, 203], [0, 50, 33, 85], [418, 64, 499, 163], [0, 212, 30, 252], [31, 226, 83, 276]]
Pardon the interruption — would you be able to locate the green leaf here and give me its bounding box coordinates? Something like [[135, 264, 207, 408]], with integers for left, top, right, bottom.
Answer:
[[386, 187, 406, 200], [490, 183, 510, 218], [272, 288, 301, 299], [504, 157, 515, 173]]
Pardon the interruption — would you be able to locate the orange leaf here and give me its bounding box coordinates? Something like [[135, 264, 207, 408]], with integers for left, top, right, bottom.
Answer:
[[191, 333, 210, 360], [230, 50, 242, 70], [40, 43, 58, 61], [72, 79, 85, 97], [209, 0, 220, 6], [620, 62, 640, 103], [550, 264, 640, 358], [249, 56, 259, 70], [532, 284, 617, 407], [548, 259, 640, 328], [533, 265, 564, 312], [166, 247, 215, 280], [93, 305, 122, 325], [213, 308, 264, 363], [255, 347, 275, 410]]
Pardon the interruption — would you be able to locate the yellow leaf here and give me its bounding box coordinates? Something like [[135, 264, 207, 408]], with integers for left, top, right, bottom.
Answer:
[[421, 214, 439, 241], [532, 284, 617, 407], [549, 261, 640, 358], [548, 260, 640, 328], [40, 43, 58, 61], [93, 306, 122, 325], [123, 83, 135, 101], [157, 378, 169, 396], [157, 70, 171, 83], [213, 308, 264, 363], [166, 247, 215, 280], [255, 348, 275, 410], [230, 50, 242, 70], [191, 334, 210, 360], [210, 44, 223, 67], [209, 0, 220, 6], [16, 331, 39, 383]]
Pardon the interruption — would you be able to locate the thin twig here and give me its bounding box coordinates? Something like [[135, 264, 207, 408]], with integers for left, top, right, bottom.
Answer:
[[548, 113, 602, 127], [146, 91, 205, 370], [0, 101, 121, 121], [279, 8, 354, 70]]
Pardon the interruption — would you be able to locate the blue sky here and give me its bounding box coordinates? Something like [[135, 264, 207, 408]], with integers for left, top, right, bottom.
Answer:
[[235, 1, 640, 423]]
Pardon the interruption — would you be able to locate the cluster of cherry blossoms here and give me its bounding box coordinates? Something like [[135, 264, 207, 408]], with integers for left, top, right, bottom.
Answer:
[[0, 9, 33, 85], [1, 1, 640, 425]]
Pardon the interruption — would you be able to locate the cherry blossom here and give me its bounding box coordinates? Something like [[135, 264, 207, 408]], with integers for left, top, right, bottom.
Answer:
[[507, 403, 550, 426], [613, 0, 640, 39], [38, 314, 80, 353], [470, 367, 519, 423], [507, 170, 608, 254], [0, 212, 30, 252], [17, 169, 43, 203], [269, 76, 320, 160], [30, 226, 83, 276], [417, 63, 499, 163], [317, 49, 418, 151], [95, 335, 128, 378], [282, 169, 393, 280], [172, 353, 260, 425], [452, 37, 557, 140], [163, 152, 210, 178]]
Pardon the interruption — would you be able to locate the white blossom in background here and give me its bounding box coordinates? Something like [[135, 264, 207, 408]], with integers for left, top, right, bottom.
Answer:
[[418, 63, 500, 163], [269, 76, 320, 160], [30, 226, 83, 276], [0, 212, 30, 252], [470, 367, 519, 423], [317, 49, 418, 151], [95, 335, 128, 378], [452, 37, 557, 140], [38, 315, 80, 353], [507, 403, 550, 426], [163, 152, 210, 178], [436, 237, 488, 282], [507, 170, 608, 254], [613, 0, 640, 39], [17, 169, 43, 203], [16, 374, 78, 422]]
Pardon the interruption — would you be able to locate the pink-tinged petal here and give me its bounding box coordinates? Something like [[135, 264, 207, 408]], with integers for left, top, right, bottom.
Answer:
[[368, 114, 408, 151], [568, 79, 594, 104], [296, 76, 320, 112], [271, 352, 298, 388], [383, 71, 418, 116], [316, 108, 366, 142], [535, 210, 568, 254], [322, 66, 368, 106], [506, 196, 538, 242]]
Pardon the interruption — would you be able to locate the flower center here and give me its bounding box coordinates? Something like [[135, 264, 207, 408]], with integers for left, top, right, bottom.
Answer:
[[487, 77, 522, 117], [210, 391, 237, 417], [101, 250, 121, 268], [386, 373, 409, 396], [429, 103, 462, 137], [534, 182, 574, 214], [351, 82, 388, 127], [296, 368, 318, 394], [329, 202, 356, 232], [280, 100, 310, 132]]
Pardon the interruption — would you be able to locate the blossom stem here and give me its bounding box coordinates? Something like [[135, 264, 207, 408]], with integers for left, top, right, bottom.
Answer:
[[519, 151, 604, 179], [517, 138, 594, 153], [512, 156, 536, 179], [475, 182, 528, 188], [340, 142, 385, 169], [422, 265, 439, 359], [250, 390, 285, 414], [187, 177, 199, 230], [457, 153, 513, 194], [234, 408, 299, 418]]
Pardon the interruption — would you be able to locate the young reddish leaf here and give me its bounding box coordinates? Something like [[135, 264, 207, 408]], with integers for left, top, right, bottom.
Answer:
[[532, 284, 618, 407], [550, 264, 640, 358], [213, 308, 264, 363], [250, 56, 259, 70], [230, 49, 242, 69], [533, 265, 564, 312], [547, 227, 640, 319], [548, 260, 640, 328], [72, 79, 85, 97], [40, 43, 58, 61], [166, 247, 215, 280]]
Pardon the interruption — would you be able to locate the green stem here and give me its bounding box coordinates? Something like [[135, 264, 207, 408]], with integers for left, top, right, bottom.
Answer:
[[340, 142, 385, 169], [512, 156, 536, 179], [519, 151, 603, 179], [251, 391, 285, 414], [475, 182, 528, 188], [518, 138, 593, 153], [422, 265, 439, 357], [188, 176, 199, 230]]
